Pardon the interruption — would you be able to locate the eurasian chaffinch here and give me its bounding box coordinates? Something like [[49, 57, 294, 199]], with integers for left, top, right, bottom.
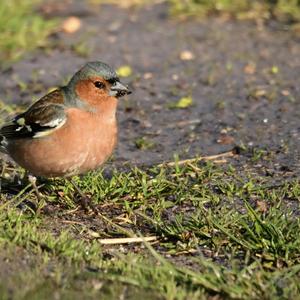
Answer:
[[0, 61, 131, 178]]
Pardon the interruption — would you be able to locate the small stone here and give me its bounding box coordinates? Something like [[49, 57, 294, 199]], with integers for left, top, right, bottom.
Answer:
[[143, 72, 153, 79], [180, 50, 195, 61], [108, 21, 122, 32], [172, 74, 179, 80], [281, 90, 290, 96], [108, 36, 117, 43]]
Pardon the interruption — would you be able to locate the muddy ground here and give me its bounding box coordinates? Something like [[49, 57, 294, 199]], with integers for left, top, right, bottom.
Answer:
[[0, 2, 299, 170]]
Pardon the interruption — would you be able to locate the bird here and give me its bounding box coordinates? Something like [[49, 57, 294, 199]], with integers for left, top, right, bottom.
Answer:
[[0, 61, 131, 207]]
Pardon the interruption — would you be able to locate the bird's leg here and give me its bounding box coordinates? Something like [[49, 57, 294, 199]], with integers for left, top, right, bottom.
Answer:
[[68, 178, 95, 213], [28, 174, 45, 214]]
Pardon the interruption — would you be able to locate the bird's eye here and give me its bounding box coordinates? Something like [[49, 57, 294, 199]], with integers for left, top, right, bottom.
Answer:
[[94, 81, 105, 89]]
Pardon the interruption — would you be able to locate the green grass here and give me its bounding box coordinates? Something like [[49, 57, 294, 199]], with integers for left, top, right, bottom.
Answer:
[[169, 0, 300, 22], [0, 0, 56, 63], [1, 0, 299, 66], [94, 0, 300, 23], [1, 156, 300, 299]]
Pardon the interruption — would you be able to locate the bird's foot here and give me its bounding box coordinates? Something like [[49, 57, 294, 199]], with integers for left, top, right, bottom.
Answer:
[[68, 178, 98, 214], [28, 174, 45, 214]]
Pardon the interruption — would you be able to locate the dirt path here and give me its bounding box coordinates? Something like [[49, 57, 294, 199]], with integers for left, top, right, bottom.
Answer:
[[0, 2, 299, 171]]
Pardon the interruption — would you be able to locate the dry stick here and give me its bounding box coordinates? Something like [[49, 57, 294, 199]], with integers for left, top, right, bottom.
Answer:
[[99, 236, 157, 245], [158, 150, 235, 168], [63, 207, 80, 215], [28, 174, 45, 214], [212, 159, 228, 164], [97, 212, 136, 238]]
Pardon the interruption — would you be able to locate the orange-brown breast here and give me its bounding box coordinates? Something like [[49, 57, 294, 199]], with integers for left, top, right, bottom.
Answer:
[[7, 106, 118, 177]]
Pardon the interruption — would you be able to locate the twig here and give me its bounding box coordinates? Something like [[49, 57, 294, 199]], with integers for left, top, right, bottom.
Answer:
[[63, 207, 80, 214], [97, 213, 136, 238], [212, 159, 229, 164], [99, 236, 158, 245], [158, 150, 235, 167]]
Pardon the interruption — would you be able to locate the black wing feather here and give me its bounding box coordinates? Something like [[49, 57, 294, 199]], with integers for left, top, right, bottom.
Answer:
[[0, 104, 66, 139]]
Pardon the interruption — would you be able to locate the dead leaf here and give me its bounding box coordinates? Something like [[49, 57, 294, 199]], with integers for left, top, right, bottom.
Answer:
[[117, 65, 132, 77], [217, 134, 235, 145], [255, 89, 267, 97], [170, 96, 193, 109], [62, 16, 81, 34], [256, 200, 267, 213], [244, 63, 256, 75], [271, 66, 279, 74], [57, 191, 65, 197]]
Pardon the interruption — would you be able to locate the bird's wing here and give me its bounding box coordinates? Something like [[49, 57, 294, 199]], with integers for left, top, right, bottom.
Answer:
[[0, 89, 67, 139]]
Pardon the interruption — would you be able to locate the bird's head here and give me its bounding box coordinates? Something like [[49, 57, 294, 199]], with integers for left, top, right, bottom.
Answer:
[[67, 61, 131, 107]]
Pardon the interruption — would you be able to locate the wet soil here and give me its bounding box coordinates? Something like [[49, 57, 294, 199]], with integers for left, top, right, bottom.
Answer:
[[0, 2, 299, 170]]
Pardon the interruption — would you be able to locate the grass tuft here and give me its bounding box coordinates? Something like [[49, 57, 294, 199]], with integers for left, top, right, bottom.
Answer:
[[0, 1, 56, 63], [1, 156, 300, 298], [169, 0, 300, 22]]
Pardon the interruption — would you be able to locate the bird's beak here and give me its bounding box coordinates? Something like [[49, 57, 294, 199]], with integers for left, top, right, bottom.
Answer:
[[109, 81, 131, 98]]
